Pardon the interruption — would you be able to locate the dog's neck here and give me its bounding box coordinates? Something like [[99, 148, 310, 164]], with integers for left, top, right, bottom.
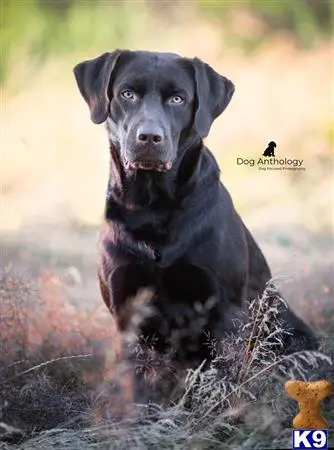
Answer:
[[103, 135, 221, 261], [105, 134, 205, 212]]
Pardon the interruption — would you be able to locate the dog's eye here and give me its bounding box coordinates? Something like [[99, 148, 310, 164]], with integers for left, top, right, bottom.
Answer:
[[121, 89, 136, 100], [170, 94, 184, 104]]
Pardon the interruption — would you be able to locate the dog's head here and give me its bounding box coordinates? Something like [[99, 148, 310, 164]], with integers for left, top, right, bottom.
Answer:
[[74, 50, 234, 172]]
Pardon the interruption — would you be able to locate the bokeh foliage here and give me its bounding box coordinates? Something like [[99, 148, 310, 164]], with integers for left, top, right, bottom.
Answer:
[[1, 0, 333, 85], [196, 0, 333, 43], [1, 0, 149, 84]]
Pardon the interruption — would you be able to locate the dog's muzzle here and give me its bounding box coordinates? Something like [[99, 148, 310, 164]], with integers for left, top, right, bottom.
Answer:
[[124, 160, 173, 172]]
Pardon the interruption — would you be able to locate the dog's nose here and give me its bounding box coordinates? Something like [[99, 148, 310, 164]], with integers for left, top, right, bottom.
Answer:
[[136, 124, 164, 145]]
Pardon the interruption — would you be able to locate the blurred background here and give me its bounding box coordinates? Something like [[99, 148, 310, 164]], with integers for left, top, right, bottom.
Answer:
[[1, 0, 334, 348]]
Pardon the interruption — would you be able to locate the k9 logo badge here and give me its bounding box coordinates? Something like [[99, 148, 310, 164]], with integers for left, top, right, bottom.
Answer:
[[292, 430, 328, 449]]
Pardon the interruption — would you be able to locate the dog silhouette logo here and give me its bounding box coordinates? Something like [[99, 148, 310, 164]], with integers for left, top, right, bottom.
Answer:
[[263, 141, 277, 157]]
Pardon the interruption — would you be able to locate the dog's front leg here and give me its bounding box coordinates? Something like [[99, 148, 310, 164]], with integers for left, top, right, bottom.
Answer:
[[97, 263, 156, 410], [106, 263, 156, 332]]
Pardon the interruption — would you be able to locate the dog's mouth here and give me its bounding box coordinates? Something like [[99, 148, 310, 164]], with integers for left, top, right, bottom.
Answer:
[[124, 160, 173, 172]]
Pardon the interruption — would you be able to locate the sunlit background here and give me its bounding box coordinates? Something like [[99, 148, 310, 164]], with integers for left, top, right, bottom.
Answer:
[[1, 0, 333, 334], [0, 2, 333, 443]]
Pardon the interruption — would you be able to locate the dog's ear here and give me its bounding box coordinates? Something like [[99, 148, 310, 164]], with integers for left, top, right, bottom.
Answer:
[[191, 57, 235, 138], [73, 50, 123, 124]]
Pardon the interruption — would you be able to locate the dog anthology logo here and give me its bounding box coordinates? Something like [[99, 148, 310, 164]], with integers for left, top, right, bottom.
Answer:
[[236, 141, 305, 171], [285, 380, 332, 450]]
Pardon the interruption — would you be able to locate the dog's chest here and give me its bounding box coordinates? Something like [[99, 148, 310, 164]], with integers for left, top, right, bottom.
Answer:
[[120, 213, 178, 267]]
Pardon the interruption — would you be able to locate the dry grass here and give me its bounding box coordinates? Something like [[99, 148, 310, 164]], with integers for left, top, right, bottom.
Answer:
[[0, 269, 333, 449]]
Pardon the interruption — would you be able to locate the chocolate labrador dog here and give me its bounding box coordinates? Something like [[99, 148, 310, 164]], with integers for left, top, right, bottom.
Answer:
[[73, 50, 317, 370]]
